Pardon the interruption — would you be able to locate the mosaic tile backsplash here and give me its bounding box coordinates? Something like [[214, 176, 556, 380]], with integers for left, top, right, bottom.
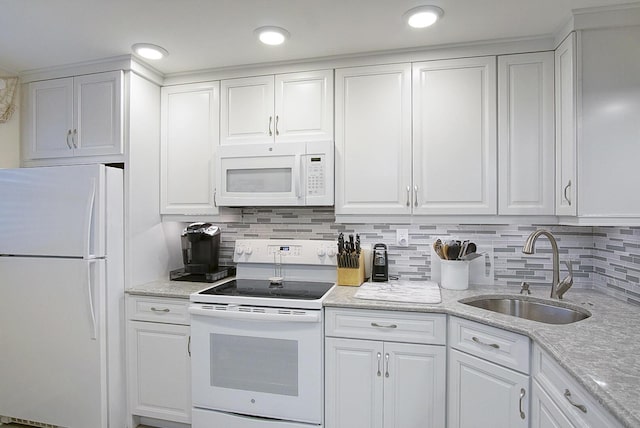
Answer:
[[191, 208, 640, 306]]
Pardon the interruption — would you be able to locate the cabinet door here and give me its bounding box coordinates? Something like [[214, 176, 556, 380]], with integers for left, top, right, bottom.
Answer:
[[274, 70, 333, 143], [413, 57, 497, 215], [127, 321, 191, 424], [220, 75, 274, 145], [498, 52, 555, 215], [383, 343, 446, 428], [161, 82, 220, 215], [325, 337, 383, 428], [335, 64, 412, 215], [531, 380, 576, 428], [73, 71, 124, 157], [555, 33, 577, 216], [25, 77, 74, 159], [448, 349, 528, 428]]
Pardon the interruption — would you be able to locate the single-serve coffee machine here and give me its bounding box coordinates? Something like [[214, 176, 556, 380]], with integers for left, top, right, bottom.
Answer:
[[170, 222, 235, 282]]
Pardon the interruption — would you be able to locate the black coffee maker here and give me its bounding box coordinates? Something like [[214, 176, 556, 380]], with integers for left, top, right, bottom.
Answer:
[[171, 223, 234, 282], [181, 222, 221, 274]]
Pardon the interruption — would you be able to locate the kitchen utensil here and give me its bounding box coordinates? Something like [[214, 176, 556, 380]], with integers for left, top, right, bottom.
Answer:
[[465, 242, 477, 255], [433, 239, 445, 260], [461, 252, 482, 261], [446, 241, 461, 261]]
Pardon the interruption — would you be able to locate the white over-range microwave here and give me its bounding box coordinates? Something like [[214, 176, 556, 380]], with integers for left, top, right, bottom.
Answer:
[[216, 141, 334, 206]]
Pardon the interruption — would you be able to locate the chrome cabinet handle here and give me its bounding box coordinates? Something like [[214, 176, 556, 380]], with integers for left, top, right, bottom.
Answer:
[[72, 129, 78, 148], [564, 389, 587, 413], [472, 336, 500, 349], [564, 180, 572, 206], [150, 307, 170, 313], [66, 130, 73, 149], [376, 352, 382, 377], [188, 335, 191, 357], [371, 322, 397, 329], [519, 388, 526, 419], [414, 185, 418, 207], [406, 186, 410, 207], [213, 189, 217, 207], [385, 353, 390, 378], [275, 115, 279, 136], [268, 116, 273, 136]]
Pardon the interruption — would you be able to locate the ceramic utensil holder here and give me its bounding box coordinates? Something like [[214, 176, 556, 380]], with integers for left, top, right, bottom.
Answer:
[[337, 252, 365, 286], [440, 260, 470, 290]]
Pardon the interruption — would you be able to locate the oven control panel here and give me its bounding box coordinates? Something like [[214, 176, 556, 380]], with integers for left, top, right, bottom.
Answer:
[[234, 239, 337, 265]]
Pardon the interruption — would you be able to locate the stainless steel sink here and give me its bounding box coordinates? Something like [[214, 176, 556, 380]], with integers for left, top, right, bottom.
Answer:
[[460, 296, 591, 324]]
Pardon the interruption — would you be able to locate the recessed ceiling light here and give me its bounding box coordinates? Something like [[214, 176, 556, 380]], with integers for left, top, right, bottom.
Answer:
[[254, 26, 290, 46], [131, 43, 169, 60], [404, 6, 444, 29]]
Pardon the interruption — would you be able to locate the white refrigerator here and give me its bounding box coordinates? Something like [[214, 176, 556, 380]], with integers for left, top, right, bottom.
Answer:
[[0, 164, 125, 428]]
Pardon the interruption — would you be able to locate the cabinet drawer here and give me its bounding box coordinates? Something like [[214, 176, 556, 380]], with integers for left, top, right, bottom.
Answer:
[[449, 316, 530, 374], [126, 295, 190, 325], [532, 344, 623, 428], [325, 308, 446, 345]]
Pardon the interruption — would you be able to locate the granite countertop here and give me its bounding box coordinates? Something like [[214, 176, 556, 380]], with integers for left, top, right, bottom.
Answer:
[[125, 278, 227, 299], [127, 279, 640, 427], [325, 284, 640, 428]]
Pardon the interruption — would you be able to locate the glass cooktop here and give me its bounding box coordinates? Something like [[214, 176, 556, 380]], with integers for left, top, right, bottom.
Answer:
[[199, 279, 334, 300]]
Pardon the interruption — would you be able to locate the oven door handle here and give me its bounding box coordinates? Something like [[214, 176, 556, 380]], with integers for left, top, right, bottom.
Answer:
[[189, 306, 321, 323]]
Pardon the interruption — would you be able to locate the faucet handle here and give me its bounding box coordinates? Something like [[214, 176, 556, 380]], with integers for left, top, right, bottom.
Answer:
[[520, 281, 531, 295], [557, 261, 574, 299], [563, 260, 574, 281]]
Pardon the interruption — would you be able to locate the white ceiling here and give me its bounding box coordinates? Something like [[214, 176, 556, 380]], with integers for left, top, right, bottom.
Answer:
[[0, 0, 637, 76]]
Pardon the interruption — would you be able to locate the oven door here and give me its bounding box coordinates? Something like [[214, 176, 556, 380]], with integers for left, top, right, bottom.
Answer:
[[189, 304, 323, 424], [216, 143, 304, 206]]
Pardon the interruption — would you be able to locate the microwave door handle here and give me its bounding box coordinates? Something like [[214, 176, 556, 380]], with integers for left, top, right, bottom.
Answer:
[[296, 154, 303, 199]]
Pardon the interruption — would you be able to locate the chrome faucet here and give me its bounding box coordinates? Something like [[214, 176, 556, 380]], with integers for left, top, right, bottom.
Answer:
[[522, 229, 574, 299]]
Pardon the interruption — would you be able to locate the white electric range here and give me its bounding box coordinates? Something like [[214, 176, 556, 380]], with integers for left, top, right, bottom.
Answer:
[[189, 239, 337, 428]]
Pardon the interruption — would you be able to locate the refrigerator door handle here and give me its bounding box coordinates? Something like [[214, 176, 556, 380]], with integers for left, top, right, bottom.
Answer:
[[83, 179, 97, 259], [86, 260, 97, 340]]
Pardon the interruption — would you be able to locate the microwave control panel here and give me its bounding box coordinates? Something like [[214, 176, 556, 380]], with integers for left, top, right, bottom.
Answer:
[[306, 154, 326, 196]]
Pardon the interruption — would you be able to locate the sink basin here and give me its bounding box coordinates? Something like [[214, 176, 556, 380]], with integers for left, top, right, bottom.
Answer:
[[460, 296, 591, 324]]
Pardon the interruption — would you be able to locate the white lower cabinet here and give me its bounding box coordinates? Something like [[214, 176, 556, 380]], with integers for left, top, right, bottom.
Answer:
[[126, 295, 191, 425], [531, 344, 623, 428], [448, 317, 530, 428], [324, 308, 446, 428], [448, 348, 529, 428]]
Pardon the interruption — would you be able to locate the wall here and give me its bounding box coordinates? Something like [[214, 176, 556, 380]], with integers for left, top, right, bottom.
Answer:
[[168, 208, 619, 293], [593, 227, 640, 305], [0, 80, 20, 168]]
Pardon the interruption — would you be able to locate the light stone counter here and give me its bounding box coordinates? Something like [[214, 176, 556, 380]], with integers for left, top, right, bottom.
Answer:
[[125, 278, 230, 299], [324, 284, 640, 428]]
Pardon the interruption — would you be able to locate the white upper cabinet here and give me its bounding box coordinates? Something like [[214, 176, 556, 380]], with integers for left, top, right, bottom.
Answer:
[[220, 70, 333, 145], [274, 71, 334, 143], [335, 63, 412, 215], [498, 52, 555, 215], [578, 26, 640, 219], [161, 82, 220, 215], [24, 71, 123, 161], [555, 33, 577, 216], [412, 57, 497, 215]]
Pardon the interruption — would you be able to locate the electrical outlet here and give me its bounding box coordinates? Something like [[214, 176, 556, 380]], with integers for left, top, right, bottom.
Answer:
[[396, 229, 409, 247]]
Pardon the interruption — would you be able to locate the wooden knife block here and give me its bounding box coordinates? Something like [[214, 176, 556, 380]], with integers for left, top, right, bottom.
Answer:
[[337, 252, 365, 286]]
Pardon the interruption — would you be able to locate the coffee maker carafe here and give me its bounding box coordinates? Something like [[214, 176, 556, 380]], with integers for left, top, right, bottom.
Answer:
[[181, 222, 221, 274]]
